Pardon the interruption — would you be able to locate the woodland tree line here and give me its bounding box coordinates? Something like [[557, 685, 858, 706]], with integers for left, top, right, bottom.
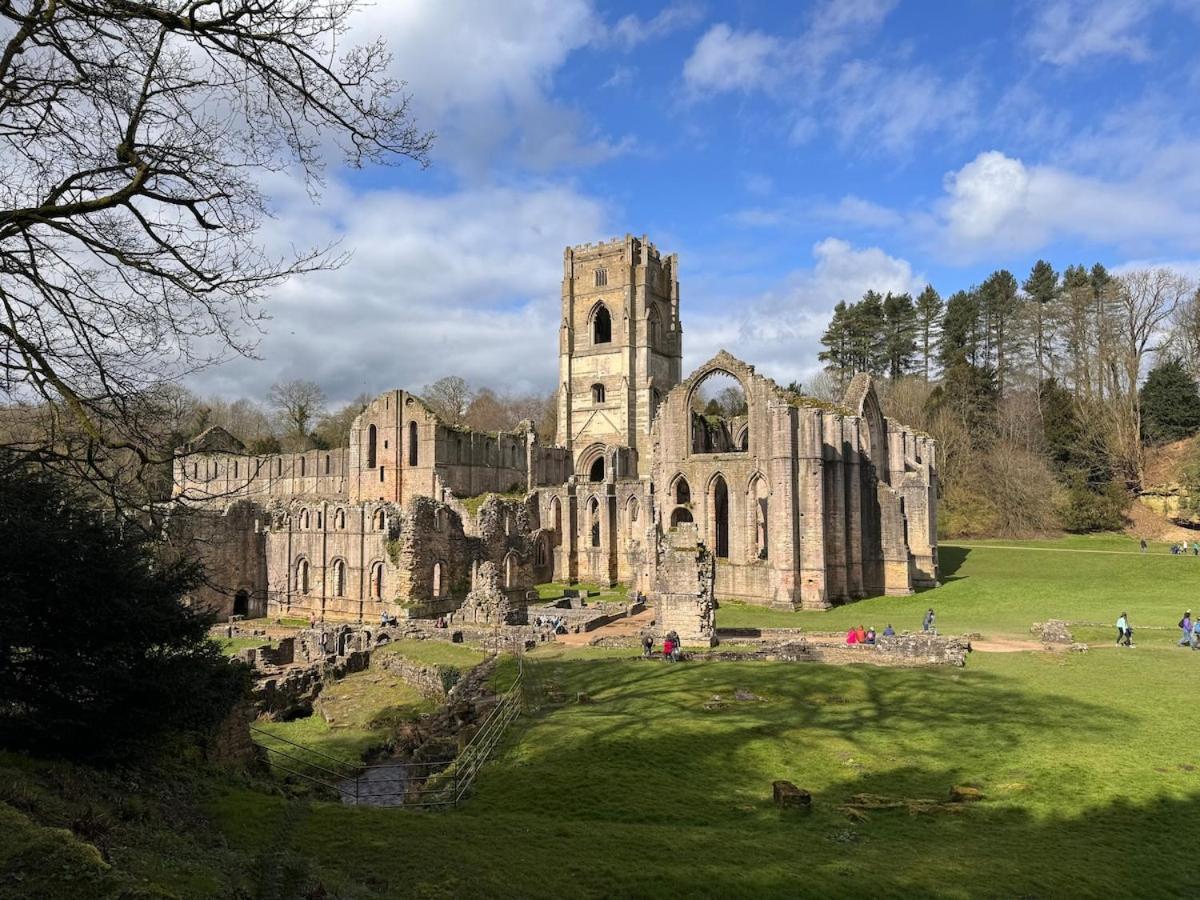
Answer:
[[816, 262, 1200, 536]]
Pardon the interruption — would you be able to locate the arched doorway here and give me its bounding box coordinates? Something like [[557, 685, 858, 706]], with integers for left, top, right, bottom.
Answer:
[[233, 589, 249, 617]]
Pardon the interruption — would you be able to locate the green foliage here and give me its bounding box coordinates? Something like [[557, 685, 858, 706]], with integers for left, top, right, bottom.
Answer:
[[0, 463, 249, 759], [1058, 476, 1128, 533], [1140, 357, 1200, 443]]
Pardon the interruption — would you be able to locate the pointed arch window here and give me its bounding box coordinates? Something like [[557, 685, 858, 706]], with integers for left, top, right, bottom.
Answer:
[[592, 304, 612, 344], [408, 421, 419, 466], [296, 558, 310, 594], [370, 561, 384, 600], [589, 497, 601, 548], [367, 424, 377, 468]]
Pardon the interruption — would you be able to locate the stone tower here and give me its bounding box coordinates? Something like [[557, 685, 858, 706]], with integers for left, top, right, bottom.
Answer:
[[556, 234, 682, 478]]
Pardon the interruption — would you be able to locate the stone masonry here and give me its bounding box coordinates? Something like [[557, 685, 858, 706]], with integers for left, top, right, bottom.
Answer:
[[173, 234, 938, 623], [653, 523, 716, 647]]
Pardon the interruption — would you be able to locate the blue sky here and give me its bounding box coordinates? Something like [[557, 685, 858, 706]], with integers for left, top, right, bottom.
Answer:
[[195, 0, 1200, 404]]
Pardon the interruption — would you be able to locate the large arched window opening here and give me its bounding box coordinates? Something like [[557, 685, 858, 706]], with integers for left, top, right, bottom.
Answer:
[[296, 558, 310, 594], [711, 475, 730, 558], [408, 421, 419, 466], [373, 508, 386, 531], [299, 509, 310, 529], [690, 371, 749, 454], [504, 553, 516, 589], [592, 304, 612, 344], [335, 508, 346, 529], [588, 456, 605, 483], [331, 558, 346, 597], [432, 561, 444, 598], [549, 496, 562, 533], [670, 507, 694, 526], [535, 536, 548, 568], [588, 497, 601, 548], [367, 424, 378, 468]]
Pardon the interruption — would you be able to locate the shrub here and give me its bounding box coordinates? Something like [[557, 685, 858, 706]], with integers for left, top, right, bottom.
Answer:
[[0, 462, 249, 759]]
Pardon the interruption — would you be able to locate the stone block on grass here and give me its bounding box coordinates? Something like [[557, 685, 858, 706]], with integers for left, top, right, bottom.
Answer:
[[772, 781, 812, 810]]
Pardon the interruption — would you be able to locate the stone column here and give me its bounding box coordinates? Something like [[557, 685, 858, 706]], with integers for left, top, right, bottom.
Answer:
[[844, 418, 865, 598], [767, 402, 800, 609], [797, 408, 828, 609]]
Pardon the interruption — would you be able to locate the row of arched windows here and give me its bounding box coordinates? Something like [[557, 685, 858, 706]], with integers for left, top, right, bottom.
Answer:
[[666, 474, 768, 561], [288, 507, 391, 531], [294, 557, 388, 599]]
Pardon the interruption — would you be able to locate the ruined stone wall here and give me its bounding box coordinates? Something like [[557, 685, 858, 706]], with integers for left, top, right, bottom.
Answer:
[[653, 523, 716, 646], [171, 499, 269, 620], [173, 445, 349, 503]]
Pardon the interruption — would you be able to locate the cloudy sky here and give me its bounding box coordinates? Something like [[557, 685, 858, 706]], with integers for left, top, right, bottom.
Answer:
[[192, 0, 1200, 404]]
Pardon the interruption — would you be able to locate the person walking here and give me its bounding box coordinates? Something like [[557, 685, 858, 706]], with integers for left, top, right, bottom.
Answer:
[[1179, 610, 1193, 647], [641, 634, 654, 658], [1115, 612, 1128, 646], [922, 608, 936, 634], [1140, 538, 1148, 553]]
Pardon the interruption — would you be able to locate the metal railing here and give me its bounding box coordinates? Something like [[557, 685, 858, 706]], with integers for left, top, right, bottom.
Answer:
[[250, 647, 527, 809]]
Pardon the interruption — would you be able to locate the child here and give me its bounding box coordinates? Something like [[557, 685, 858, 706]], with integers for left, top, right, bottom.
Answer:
[[663, 637, 674, 662]]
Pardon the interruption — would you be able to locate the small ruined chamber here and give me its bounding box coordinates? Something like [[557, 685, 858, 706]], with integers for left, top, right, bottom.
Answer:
[[172, 234, 938, 622]]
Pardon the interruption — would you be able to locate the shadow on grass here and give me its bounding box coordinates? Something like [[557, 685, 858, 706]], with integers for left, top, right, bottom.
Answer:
[[938, 544, 970, 578]]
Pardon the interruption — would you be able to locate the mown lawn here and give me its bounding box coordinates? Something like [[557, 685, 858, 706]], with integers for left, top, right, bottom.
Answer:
[[373, 637, 488, 669], [5, 539, 1200, 898], [718, 534, 1200, 641]]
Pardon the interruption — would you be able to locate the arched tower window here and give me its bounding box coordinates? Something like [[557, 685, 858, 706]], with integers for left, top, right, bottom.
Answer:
[[370, 561, 384, 600], [299, 509, 310, 529], [296, 558, 310, 594], [408, 421, 419, 466], [335, 508, 345, 529], [592, 304, 612, 345], [648, 305, 662, 345], [367, 424, 377, 468], [588, 456, 605, 482], [332, 558, 346, 597], [591, 383, 606, 404], [373, 508, 386, 531], [594, 267, 608, 287]]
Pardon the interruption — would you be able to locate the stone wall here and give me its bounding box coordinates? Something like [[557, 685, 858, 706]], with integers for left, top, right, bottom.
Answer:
[[171, 499, 269, 619], [653, 523, 716, 647]]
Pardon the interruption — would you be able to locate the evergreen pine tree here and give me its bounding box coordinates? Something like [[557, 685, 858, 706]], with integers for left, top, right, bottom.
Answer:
[[1141, 358, 1200, 442], [882, 292, 918, 379], [914, 284, 944, 381]]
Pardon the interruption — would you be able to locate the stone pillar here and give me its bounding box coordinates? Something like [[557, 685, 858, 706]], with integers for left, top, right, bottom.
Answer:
[[797, 409, 828, 609], [565, 481, 579, 583], [878, 485, 913, 596], [768, 402, 800, 609], [822, 415, 848, 603], [653, 523, 716, 647]]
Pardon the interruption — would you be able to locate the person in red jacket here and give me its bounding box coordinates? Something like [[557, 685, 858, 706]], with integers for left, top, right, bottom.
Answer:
[[845, 627, 858, 645], [663, 636, 674, 661]]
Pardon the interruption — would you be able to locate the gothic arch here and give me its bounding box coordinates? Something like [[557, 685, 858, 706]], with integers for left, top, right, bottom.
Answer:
[[590, 301, 613, 345]]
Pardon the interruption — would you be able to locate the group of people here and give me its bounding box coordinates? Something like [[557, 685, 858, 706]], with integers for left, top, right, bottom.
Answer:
[[1114, 609, 1200, 648], [845, 624, 894, 645], [642, 631, 683, 661], [534, 614, 568, 634], [1167, 541, 1200, 556]]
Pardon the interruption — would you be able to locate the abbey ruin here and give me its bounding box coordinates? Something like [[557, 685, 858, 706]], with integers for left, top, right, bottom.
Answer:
[[173, 235, 939, 624]]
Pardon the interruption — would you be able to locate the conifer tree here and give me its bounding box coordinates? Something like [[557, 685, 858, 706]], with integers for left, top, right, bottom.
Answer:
[[914, 285, 944, 381]]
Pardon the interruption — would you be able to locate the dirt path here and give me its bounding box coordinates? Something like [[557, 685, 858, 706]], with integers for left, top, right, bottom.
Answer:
[[970, 638, 1047, 653], [553, 608, 654, 647], [950, 542, 1157, 557]]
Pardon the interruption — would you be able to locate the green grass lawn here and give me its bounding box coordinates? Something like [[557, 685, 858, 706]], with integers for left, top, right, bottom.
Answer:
[[373, 637, 488, 669], [216, 636, 276, 656], [6, 538, 1200, 898], [718, 534, 1200, 640], [535, 580, 630, 602]]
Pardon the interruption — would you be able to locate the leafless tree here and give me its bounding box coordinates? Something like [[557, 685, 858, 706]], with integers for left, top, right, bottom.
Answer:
[[422, 376, 472, 425], [268, 379, 326, 439], [0, 0, 432, 510]]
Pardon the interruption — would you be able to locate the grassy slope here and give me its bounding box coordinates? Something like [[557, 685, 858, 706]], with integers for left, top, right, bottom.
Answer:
[[6, 540, 1200, 898], [719, 533, 1200, 640], [373, 638, 488, 669]]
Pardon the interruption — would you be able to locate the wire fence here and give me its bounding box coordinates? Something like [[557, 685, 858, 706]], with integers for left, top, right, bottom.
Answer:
[[250, 648, 527, 809]]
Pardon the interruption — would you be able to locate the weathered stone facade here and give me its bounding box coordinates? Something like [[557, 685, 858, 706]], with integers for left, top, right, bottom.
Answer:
[[174, 234, 937, 621], [653, 524, 716, 647]]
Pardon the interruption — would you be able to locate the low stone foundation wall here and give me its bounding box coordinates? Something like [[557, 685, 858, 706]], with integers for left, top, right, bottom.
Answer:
[[375, 654, 462, 699], [708, 630, 970, 667]]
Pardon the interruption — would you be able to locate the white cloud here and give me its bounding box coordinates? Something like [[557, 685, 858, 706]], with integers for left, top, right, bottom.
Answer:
[[189, 180, 610, 403], [611, 2, 706, 48], [826, 61, 977, 153], [683, 238, 923, 383], [1027, 0, 1153, 66], [682, 24, 784, 93], [348, 0, 629, 173], [936, 149, 1200, 258]]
